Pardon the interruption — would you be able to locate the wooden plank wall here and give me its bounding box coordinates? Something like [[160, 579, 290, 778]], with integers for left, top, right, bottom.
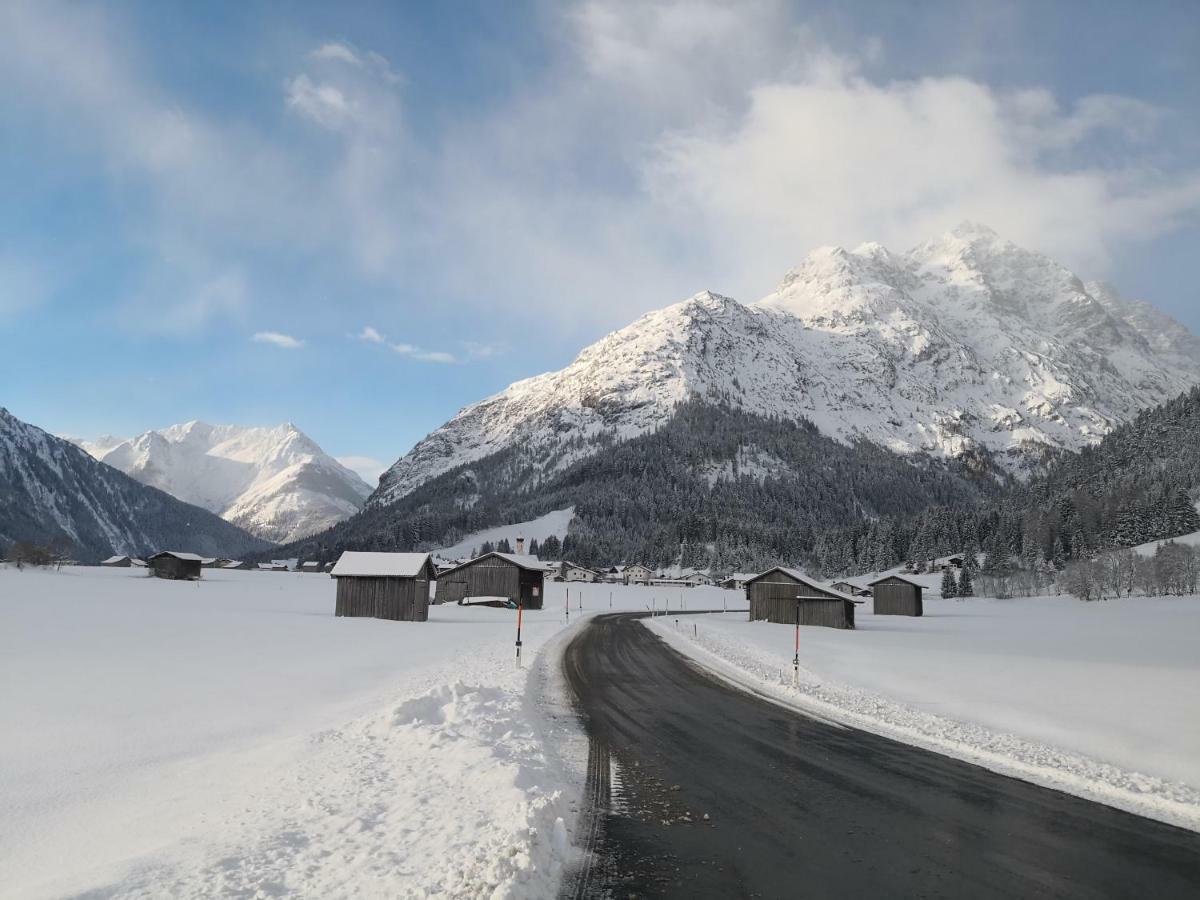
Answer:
[[335, 576, 429, 622], [749, 595, 853, 629], [872, 582, 923, 616], [150, 558, 201, 580]]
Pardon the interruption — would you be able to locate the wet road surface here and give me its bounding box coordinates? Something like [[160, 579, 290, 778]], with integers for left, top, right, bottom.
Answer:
[[560, 613, 1200, 898]]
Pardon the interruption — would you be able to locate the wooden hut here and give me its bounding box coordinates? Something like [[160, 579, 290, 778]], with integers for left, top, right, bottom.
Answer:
[[437, 552, 546, 609], [331, 552, 436, 622], [201, 557, 231, 569], [298, 560, 324, 574], [744, 567, 856, 629], [868, 574, 924, 616], [147, 551, 203, 581], [101, 555, 133, 568], [222, 560, 253, 570]]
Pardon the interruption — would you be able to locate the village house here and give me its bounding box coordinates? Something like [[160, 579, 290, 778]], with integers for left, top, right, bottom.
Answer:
[[622, 564, 654, 585], [830, 580, 873, 598], [719, 573, 756, 590], [561, 561, 598, 582]]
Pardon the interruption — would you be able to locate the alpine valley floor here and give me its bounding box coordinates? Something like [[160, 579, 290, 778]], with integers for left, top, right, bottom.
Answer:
[[3, 569, 1200, 898]]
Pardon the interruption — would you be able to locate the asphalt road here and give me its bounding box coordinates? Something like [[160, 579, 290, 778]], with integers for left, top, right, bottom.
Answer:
[[560, 613, 1200, 899]]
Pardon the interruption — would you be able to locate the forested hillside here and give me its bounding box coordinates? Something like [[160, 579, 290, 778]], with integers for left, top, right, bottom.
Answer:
[[809, 387, 1200, 578], [272, 400, 996, 569]]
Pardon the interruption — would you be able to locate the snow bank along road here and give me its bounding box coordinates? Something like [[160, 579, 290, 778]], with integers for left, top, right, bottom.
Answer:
[[561, 613, 1200, 899]]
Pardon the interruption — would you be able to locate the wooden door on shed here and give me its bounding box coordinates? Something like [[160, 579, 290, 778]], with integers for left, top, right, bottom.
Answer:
[[520, 579, 539, 607]]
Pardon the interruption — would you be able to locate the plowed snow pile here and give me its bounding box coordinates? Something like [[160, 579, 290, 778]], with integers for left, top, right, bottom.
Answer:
[[1, 567, 657, 899]]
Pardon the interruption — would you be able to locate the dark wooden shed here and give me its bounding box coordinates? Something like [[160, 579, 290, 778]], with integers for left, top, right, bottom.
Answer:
[[101, 555, 132, 568], [331, 552, 436, 622], [868, 574, 924, 616], [745, 567, 856, 629], [436, 552, 546, 609], [147, 551, 203, 581]]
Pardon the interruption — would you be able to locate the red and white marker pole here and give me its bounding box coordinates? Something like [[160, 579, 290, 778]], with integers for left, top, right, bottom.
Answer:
[[793, 599, 801, 687], [515, 604, 524, 668], [565, 588, 570, 625]]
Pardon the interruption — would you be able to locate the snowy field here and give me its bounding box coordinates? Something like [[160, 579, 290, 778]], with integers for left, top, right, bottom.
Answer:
[[6, 570, 1200, 898], [650, 595, 1200, 829], [0, 566, 693, 900]]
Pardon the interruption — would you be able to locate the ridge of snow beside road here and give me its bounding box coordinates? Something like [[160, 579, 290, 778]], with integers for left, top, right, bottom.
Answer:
[[3, 568, 674, 899], [645, 610, 1200, 833]]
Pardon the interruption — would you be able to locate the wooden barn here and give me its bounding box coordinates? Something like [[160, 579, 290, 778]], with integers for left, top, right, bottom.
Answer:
[[437, 552, 546, 608], [222, 560, 253, 570], [869, 574, 924, 617], [298, 560, 324, 573], [331, 552, 436, 622], [201, 557, 231, 569], [101, 555, 133, 568], [745, 567, 857, 629], [147, 551, 203, 581]]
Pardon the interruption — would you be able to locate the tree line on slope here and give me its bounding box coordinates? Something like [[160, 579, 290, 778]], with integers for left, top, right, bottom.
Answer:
[[808, 387, 1200, 586], [269, 399, 995, 570]]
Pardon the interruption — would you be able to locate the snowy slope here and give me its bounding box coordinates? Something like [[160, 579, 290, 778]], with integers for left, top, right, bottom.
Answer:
[[373, 224, 1200, 506], [81, 422, 372, 543], [0, 409, 270, 561], [436, 507, 576, 559]]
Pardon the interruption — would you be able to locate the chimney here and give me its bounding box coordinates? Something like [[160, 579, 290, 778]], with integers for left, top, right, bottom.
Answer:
[[516, 536, 525, 555]]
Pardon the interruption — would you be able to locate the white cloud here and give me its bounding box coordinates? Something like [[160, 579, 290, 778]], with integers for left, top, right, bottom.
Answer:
[[358, 326, 456, 363], [336, 454, 388, 483], [311, 42, 362, 65], [391, 342, 456, 364], [252, 331, 305, 349], [2, 0, 1197, 343]]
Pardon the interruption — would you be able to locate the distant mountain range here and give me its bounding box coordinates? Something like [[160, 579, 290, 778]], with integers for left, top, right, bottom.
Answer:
[[75, 422, 372, 543], [1, 408, 270, 562], [373, 223, 1200, 509]]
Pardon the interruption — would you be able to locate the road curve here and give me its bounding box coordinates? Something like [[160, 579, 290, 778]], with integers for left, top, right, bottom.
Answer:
[[560, 613, 1200, 899]]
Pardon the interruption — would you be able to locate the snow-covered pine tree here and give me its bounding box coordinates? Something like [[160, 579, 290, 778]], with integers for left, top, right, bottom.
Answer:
[[940, 568, 958, 598], [958, 566, 975, 597]]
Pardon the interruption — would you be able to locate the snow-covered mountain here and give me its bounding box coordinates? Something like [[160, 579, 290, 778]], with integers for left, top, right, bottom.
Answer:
[[373, 224, 1200, 507], [79, 422, 372, 543], [0, 408, 270, 562]]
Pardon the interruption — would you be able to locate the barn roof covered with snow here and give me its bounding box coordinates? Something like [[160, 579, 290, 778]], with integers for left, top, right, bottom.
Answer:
[[149, 550, 204, 562], [331, 551, 436, 579]]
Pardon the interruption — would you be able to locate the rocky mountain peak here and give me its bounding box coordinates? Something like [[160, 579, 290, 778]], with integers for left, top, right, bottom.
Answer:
[[370, 225, 1200, 507]]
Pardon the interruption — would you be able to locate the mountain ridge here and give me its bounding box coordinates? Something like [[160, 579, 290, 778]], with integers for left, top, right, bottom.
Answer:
[[0, 408, 270, 562], [77, 421, 372, 544], [372, 224, 1200, 508]]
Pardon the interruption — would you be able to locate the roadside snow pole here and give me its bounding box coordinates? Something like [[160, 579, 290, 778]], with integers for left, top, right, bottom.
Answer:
[[515, 604, 524, 668], [609, 592, 612, 609], [566, 588, 570, 625], [793, 599, 801, 688]]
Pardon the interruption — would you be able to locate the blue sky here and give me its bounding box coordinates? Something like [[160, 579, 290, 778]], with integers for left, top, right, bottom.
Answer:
[[2, 0, 1198, 482]]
